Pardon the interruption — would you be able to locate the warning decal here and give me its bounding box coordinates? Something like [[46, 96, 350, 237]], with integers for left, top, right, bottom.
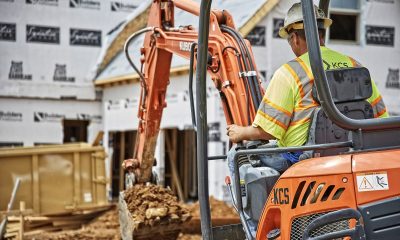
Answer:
[[356, 172, 389, 192]]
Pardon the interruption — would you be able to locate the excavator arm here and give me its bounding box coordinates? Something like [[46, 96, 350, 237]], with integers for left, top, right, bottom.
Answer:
[[123, 0, 264, 184]]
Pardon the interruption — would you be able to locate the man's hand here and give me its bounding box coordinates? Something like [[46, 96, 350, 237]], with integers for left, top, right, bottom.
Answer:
[[226, 124, 245, 143]]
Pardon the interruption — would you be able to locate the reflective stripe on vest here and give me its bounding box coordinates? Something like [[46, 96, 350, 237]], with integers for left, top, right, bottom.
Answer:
[[283, 58, 320, 125], [371, 95, 387, 118], [349, 57, 360, 67], [257, 96, 292, 130], [256, 109, 289, 130], [286, 59, 318, 106], [290, 106, 315, 126]]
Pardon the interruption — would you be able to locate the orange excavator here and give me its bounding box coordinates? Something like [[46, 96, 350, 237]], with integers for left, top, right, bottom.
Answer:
[[123, 0, 400, 239]]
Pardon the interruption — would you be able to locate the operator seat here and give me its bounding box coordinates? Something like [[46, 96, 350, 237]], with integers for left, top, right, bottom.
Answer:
[[300, 67, 375, 159]]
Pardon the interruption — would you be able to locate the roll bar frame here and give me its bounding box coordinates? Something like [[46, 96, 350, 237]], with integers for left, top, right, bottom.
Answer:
[[196, 0, 213, 239]]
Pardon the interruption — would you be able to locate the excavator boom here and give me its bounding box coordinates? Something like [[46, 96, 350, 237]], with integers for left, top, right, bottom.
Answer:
[[124, 0, 264, 183]]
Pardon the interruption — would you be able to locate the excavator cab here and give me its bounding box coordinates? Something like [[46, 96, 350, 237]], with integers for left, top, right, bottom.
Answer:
[[195, 0, 400, 239], [234, 66, 376, 238]]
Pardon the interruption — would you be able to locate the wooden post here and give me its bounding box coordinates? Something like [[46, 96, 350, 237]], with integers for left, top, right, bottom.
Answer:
[[73, 152, 81, 207], [119, 132, 126, 192], [183, 131, 189, 200], [190, 130, 197, 197], [165, 129, 184, 201], [19, 201, 25, 240], [32, 155, 40, 213], [91, 131, 104, 146], [91, 152, 97, 204]]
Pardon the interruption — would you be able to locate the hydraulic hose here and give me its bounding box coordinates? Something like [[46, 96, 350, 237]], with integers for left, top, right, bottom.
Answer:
[[221, 26, 260, 111], [222, 25, 263, 105], [221, 26, 257, 107], [124, 27, 155, 108], [189, 42, 198, 130], [222, 46, 251, 125], [235, 32, 262, 104]]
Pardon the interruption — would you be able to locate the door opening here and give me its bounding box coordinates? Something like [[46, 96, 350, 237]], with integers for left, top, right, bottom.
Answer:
[[63, 119, 89, 143]]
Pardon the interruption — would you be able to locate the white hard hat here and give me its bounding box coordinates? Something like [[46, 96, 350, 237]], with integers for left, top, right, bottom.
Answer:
[[279, 2, 332, 39]]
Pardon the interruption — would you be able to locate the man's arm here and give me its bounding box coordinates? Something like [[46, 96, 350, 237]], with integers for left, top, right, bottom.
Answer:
[[227, 124, 274, 143], [226, 66, 294, 144]]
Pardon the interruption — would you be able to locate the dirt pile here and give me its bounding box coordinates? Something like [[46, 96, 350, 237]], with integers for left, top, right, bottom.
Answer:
[[123, 184, 191, 231], [187, 197, 237, 218], [84, 209, 120, 237]]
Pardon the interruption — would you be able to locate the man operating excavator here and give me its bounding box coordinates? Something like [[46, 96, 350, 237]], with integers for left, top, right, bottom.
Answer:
[[226, 2, 388, 233]]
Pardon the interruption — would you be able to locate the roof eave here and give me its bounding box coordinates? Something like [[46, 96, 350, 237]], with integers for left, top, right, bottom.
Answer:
[[95, 0, 280, 88], [95, 66, 190, 88]]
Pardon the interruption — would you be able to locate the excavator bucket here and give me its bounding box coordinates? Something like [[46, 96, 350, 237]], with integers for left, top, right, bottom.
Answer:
[[118, 192, 182, 240], [118, 184, 191, 240]]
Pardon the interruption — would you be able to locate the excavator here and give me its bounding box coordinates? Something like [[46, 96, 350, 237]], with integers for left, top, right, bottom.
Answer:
[[122, 0, 264, 186], [122, 0, 400, 239]]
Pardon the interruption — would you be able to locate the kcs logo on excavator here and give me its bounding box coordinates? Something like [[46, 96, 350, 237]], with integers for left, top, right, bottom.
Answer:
[[179, 41, 193, 52], [272, 188, 289, 205]]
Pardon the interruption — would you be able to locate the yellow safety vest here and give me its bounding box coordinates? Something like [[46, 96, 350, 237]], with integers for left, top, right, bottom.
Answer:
[[253, 46, 388, 147]]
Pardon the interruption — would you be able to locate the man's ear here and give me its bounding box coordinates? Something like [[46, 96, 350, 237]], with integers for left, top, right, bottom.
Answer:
[[293, 32, 299, 47]]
